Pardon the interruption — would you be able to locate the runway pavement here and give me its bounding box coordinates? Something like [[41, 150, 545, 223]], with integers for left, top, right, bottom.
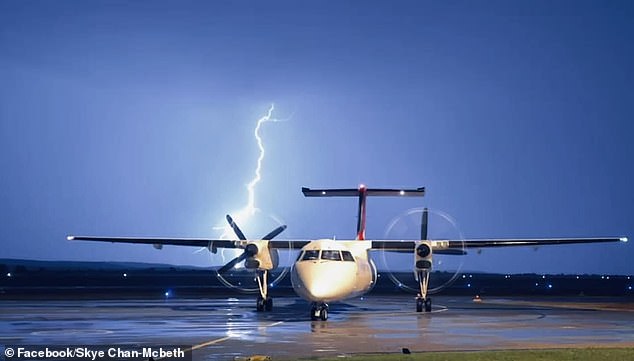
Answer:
[[1, 295, 633, 360]]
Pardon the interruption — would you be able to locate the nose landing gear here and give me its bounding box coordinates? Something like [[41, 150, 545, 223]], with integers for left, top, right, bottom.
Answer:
[[310, 303, 329, 321]]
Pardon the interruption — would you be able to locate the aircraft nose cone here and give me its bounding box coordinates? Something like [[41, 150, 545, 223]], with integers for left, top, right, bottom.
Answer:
[[292, 261, 356, 302]]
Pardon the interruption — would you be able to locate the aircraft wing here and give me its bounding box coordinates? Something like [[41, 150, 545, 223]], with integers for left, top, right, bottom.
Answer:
[[67, 236, 311, 249], [372, 237, 627, 253]]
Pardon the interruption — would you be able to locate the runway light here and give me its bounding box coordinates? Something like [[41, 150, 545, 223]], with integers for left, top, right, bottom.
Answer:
[[164, 290, 171, 298], [535, 283, 539, 286], [628, 276, 631, 280], [462, 275, 466, 278], [576, 275, 580, 279], [601, 276, 605, 279], [6, 272, 11, 277], [542, 275, 546, 279], [123, 273, 127, 278], [606, 276, 610, 280], [628, 286, 632, 291], [467, 283, 471, 288], [548, 284, 553, 289]]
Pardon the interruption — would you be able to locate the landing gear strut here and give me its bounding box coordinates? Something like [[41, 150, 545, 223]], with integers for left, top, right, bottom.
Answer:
[[310, 302, 329, 321], [416, 269, 432, 313], [255, 270, 273, 312]]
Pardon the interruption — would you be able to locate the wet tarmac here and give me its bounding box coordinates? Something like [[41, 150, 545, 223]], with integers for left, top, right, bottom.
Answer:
[[1, 295, 633, 360]]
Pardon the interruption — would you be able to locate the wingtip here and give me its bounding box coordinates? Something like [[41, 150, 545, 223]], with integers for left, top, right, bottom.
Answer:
[[620, 237, 628, 243], [66, 236, 75, 241]]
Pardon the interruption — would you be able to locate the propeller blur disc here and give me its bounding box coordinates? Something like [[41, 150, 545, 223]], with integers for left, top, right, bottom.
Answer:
[[213, 210, 293, 293], [380, 207, 466, 294]]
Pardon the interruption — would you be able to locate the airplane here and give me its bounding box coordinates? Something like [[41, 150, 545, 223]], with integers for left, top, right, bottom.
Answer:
[[67, 185, 628, 321]]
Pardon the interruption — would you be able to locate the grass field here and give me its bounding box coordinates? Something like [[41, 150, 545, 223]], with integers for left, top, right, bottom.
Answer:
[[299, 347, 634, 361]]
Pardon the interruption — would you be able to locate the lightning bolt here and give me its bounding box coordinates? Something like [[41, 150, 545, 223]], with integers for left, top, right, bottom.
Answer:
[[216, 104, 281, 247]]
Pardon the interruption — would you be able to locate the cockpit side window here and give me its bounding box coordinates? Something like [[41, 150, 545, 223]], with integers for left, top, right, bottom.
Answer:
[[341, 250, 355, 262], [301, 250, 320, 261], [321, 250, 342, 261], [296, 251, 304, 261]]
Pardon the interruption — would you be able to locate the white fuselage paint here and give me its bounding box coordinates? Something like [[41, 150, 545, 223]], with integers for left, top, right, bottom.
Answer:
[[291, 239, 377, 303]]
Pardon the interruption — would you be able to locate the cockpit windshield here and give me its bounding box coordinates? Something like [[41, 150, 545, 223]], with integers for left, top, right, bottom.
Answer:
[[321, 250, 342, 261], [301, 250, 320, 261]]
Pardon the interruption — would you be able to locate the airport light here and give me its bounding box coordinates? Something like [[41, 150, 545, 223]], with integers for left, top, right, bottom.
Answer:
[[628, 286, 632, 291], [123, 273, 127, 278], [535, 283, 539, 286], [6, 272, 11, 277], [548, 284, 553, 289], [467, 283, 471, 288]]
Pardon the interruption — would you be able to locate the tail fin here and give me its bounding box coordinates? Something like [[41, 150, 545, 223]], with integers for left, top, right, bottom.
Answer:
[[302, 185, 425, 240]]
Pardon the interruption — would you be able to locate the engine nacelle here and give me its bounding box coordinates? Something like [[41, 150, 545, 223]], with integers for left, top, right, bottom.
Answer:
[[244, 240, 279, 271], [414, 240, 433, 270]]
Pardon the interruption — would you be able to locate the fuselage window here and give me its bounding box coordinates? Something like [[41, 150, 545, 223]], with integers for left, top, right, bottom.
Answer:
[[341, 250, 355, 262], [321, 250, 342, 261], [301, 250, 320, 261]]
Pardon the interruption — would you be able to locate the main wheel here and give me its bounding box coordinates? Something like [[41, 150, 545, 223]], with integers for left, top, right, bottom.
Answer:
[[256, 297, 265, 312], [265, 297, 273, 311], [416, 298, 423, 313], [424, 298, 432, 312]]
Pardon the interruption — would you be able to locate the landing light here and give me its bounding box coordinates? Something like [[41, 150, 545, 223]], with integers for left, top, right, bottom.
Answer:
[[321, 191, 326, 195], [399, 190, 405, 195]]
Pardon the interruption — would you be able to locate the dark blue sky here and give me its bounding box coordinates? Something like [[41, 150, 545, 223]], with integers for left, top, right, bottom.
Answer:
[[1, 1, 632, 275]]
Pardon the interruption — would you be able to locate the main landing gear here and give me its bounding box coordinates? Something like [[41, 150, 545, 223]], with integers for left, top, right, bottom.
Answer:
[[416, 269, 432, 313], [255, 270, 273, 312], [310, 302, 329, 321]]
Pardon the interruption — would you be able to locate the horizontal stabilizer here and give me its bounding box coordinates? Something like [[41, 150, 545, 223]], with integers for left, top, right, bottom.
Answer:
[[302, 187, 425, 197]]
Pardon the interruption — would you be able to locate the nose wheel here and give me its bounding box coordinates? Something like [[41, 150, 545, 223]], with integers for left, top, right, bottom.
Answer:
[[310, 303, 329, 321]]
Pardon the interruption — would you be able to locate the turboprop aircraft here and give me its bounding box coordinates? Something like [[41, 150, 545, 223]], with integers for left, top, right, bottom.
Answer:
[[68, 185, 627, 321]]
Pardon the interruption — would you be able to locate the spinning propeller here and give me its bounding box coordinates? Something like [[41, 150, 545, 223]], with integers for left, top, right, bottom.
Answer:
[[381, 207, 466, 294], [215, 212, 291, 293], [217, 214, 286, 274]]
